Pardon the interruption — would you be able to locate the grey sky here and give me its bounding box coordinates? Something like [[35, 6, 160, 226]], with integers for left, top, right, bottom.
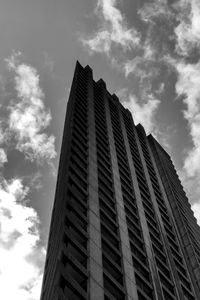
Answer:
[[0, 0, 200, 299]]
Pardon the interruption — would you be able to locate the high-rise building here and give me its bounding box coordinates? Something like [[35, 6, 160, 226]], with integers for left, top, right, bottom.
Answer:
[[40, 62, 200, 300]]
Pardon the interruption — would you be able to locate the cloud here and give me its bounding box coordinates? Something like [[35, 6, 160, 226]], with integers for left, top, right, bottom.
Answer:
[[174, 0, 200, 56], [0, 148, 7, 167], [81, 0, 200, 225], [155, 82, 165, 95], [123, 57, 146, 78], [123, 53, 159, 80], [111, 30, 160, 83], [81, 0, 166, 93], [173, 60, 200, 205], [26, 171, 43, 191], [137, 0, 200, 210], [82, 0, 140, 55], [138, 0, 173, 23], [191, 202, 200, 226], [175, 61, 200, 175], [0, 52, 58, 299], [5, 53, 56, 164], [118, 88, 160, 134], [0, 178, 45, 300]]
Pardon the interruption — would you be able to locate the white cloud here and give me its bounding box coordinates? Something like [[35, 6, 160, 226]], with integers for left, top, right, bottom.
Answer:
[[138, 0, 200, 58], [81, 0, 160, 85], [173, 60, 200, 207], [175, 61, 200, 176], [5, 53, 56, 164], [191, 202, 200, 226], [0, 178, 45, 300], [175, 0, 200, 56], [0, 52, 57, 300], [122, 54, 158, 80], [119, 36, 157, 79], [0, 148, 7, 167], [119, 89, 160, 134], [82, 0, 140, 55]]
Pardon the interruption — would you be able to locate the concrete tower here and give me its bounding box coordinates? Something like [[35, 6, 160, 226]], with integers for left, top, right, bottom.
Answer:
[[40, 62, 200, 300]]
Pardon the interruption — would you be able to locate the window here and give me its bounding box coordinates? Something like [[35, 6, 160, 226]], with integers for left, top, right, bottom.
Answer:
[[99, 178, 113, 197], [174, 258, 187, 277], [62, 242, 87, 268], [182, 285, 195, 300], [132, 256, 150, 281], [99, 198, 116, 220], [135, 273, 153, 296], [178, 271, 191, 291], [101, 224, 119, 249], [152, 244, 166, 264], [69, 171, 87, 191], [130, 241, 146, 263], [102, 239, 121, 266], [126, 217, 141, 237], [99, 187, 115, 206], [128, 229, 144, 250], [162, 286, 175, 300], [65, 208, 87, 232], [98, 160, 112, 179], [68, 177, 87, 198], [59, 275, 87, 300], [71, 152, 87, 171], [159, 272, 174, 295], [155, 257, 170, 278], [147, 221, 160, 239], [100, 210, 118, 234], [150, 233, 163, 250], [103, 273, 125, 300], [103, 255, 123, 285], [69, 164, 87, 182], [64, 222, 88, 249]]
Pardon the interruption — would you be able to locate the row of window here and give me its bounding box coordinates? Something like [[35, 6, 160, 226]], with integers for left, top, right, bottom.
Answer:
[[94, 84, 126, 300], [137, 129, 195, 300], [58, 70, 89, 299], [110, 102, 154, 300], [145, 140, 194, 298], [135, 127, 177, 300], [151, 146, 200, 277], [123, 113, 171, 300]]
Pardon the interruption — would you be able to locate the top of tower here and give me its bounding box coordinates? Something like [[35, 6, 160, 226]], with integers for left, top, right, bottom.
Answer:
[[85, 64, 93, 74], [112, 93, 119, 102], [148, 134, 170, 159], [97, 78, 107, 89]]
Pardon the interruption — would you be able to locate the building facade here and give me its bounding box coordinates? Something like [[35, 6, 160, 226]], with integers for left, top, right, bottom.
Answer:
[[40, 62, 200, 300]]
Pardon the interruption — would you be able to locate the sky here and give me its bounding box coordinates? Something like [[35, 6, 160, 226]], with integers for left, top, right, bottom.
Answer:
[[0, 0, 200, 299]]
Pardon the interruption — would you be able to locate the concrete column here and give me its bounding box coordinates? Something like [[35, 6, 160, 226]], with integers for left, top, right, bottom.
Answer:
[[104, 93, 138, 300], [86, 66, 104, 300], [134, 125, 184, 299], [117, 106, 163, 300], [148, 136, 200, 298]]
